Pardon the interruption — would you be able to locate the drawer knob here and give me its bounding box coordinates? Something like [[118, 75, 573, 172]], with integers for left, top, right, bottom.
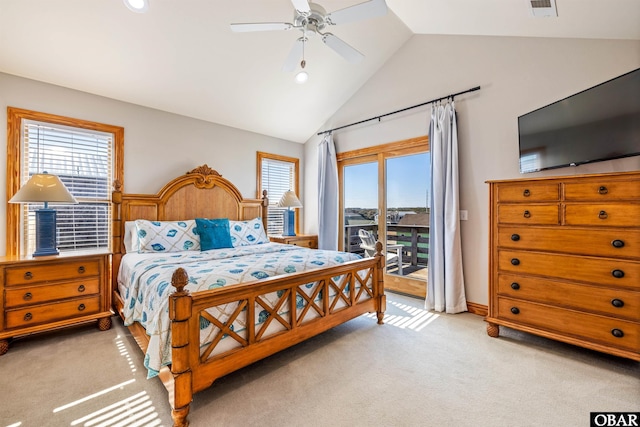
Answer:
[[24, 312, 33, 321], [612, 269, 625, 279], [78, 266, 86, 274], [23, 292, 33, 301], [510, 307, 520, 315], [611, 299, 625, 308], [510, 258, 520, 266], [510, 282, 520, 290], [523, 189, 531, 197], [598, 186, 608, 195], [78, 284, 86, 292], [611, 239, 624, 248], [78, 303, 86, 311], [24, 271, 33, 280], [511, 234, 520, 241], [523, 210, 531, 218], [598, 210, 608, 220], [611, 328, 624, 338]]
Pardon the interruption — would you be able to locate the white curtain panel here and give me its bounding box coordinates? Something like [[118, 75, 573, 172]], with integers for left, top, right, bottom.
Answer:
[[318, 133, 339, 250], [427, 101, 468, 313]]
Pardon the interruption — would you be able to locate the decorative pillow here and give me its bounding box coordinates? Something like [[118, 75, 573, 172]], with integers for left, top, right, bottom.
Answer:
[[195, 218, 233, 251], [229, 218, 269, 247], [135, 219, 200, 253]]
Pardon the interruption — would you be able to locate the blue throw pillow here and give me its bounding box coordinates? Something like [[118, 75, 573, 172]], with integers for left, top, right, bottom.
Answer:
[[195, 218, 233, 251]]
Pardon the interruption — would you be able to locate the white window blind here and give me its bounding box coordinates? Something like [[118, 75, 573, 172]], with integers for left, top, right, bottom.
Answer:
[[20, 120, 113, 254], [261, 158, 295, 235]]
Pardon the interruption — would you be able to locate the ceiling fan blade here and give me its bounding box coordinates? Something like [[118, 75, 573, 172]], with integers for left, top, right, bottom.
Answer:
[[290, 0, 311, 14], [230, 22, 293, 32], [326, 0, 388, 25], [322, 33, 364, 63], [282, 38, 305, 72]]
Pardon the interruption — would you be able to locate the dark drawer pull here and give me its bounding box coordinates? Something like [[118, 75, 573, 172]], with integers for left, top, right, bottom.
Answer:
[[511, 258, 520, 266], [510, 282, 520, 290], [612, 269, 625, 279], [78, 266, 86, 274], [523, 210, 531, 218], [24, 271, 33, 280], [611, 299, 624, 308], [78, 284, 86, 292], [611, 328, 624, 338], [523, 189, 530, 197], [611, 239, 624, 248], [510, 307, 520, 315], [598, 210, 608, 220], [511, 234, 520, 241], [23, 292, 33, 301], [598, 186, 608, 195], [78, 304, 86, 311], [24, 313, 33, 321]]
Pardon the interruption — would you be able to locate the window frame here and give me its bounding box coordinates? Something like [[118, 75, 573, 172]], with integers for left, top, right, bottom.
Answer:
[[6, 107, 124, 257], [256, 151, 300, 236]]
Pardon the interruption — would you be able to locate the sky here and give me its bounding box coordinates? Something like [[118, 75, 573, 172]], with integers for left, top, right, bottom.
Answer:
[[344, 152, 430, 209]]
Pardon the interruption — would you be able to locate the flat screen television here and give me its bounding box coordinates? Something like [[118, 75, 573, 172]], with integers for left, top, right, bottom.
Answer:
[[518, 68, 640, 173]]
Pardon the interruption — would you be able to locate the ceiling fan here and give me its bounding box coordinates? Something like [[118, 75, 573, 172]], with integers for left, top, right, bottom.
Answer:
[[230, 0, 388, 72]]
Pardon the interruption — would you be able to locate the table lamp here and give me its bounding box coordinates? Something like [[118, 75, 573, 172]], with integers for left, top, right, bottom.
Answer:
[[277, 190, 302, 236], [9, 173, 78, 256]]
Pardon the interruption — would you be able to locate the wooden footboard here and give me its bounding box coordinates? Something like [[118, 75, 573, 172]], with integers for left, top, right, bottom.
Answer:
[[168, 247, 385, 427]]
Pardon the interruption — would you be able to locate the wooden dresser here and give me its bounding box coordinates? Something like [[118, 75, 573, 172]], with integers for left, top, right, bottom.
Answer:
[[486, 171, 639, 361], [0, 251, 112, 355], [270, 234, 318, 249]]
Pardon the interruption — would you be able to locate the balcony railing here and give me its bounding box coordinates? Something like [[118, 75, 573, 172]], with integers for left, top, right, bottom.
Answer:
[[344, 224, 429, 272]]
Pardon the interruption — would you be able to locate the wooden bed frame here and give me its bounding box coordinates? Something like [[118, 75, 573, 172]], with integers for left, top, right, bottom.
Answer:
[[111, 165, 386, 427]]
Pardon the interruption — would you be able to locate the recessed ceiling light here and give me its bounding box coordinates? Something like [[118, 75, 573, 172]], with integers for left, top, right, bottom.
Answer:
[[124, 0, 149, 13]]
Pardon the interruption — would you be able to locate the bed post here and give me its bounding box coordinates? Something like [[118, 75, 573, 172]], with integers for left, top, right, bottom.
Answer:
[[260, 189, 269, 231], [374, 241, 386, 325], [169, 268, 193, 427]]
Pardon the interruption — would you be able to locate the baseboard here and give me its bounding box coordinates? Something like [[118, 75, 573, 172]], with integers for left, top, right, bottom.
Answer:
[[467, 301, 488, 316]]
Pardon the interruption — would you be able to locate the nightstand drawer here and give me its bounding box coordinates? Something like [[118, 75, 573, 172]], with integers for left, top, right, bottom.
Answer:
[[5, 259, 100, 286], [5, 296, 101, 329], [4, 278, 100, 308], [289, 237, 317, 248]]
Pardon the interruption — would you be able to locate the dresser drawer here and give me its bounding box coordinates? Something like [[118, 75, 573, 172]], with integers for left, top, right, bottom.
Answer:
[[497, 297, 639, 353], [5, 259, 100, 286], [5, 296, 101, 329], [4, 278, 100, 308], [498, 226, 640, 259], [564, 203, 640, 227], [498, 250, 640, 289], [564, 179, 640, 201], [497, 183, 559, 202], [497, 204, 559, 225], [497, 274, 640, 321]]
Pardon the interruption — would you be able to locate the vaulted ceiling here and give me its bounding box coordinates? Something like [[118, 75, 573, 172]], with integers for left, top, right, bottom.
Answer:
[[1, 0, 638, 143]]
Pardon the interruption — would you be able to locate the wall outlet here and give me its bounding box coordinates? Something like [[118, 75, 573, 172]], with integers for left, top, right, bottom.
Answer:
[[460, 210, 468, 221]]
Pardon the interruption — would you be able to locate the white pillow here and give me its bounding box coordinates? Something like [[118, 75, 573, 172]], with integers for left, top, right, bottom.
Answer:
[[229, 218, 269, 247], [123, 221, 138, 253], [135, 219, 200, 253]]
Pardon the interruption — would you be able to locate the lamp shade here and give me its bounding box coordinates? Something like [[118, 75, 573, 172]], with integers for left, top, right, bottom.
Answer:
[[277, 190, 302, 209], [9, 173, 77, 204]]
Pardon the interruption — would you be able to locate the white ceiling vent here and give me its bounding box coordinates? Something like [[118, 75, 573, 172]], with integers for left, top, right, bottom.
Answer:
[[527, 0, 558, 17]]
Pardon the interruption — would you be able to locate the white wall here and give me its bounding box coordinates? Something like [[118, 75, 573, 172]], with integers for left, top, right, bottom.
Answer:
[[0, 72, 303, 256], [304, 34, 640, 306]]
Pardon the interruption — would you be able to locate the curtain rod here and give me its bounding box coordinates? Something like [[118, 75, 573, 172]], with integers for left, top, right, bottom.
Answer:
[[317, 85, 481, 136]]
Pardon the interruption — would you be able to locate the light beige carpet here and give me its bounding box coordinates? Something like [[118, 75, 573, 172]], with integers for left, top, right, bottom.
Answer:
[[1, 292, 638, 427]]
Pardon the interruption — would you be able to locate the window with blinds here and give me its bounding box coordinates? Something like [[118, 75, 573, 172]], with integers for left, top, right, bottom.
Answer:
[[259, 155, 298, 235], [20, 120, 113, 253]]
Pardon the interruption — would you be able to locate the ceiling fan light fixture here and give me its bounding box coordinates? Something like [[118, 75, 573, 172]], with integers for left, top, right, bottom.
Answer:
[[124, 0, 149, 13], [295, 70, 309, 84]]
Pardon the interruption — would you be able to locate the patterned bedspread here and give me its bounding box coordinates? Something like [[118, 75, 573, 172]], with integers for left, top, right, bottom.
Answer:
[[117, 243, 362, 377]]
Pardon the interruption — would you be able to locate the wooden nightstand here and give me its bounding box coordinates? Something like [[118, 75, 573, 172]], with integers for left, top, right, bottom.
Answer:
[[0, 251, 112, 355], [270, 234, 318, 249]]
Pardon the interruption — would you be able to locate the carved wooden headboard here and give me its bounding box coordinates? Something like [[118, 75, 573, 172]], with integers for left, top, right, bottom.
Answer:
[[111, 164, 268, 285]]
